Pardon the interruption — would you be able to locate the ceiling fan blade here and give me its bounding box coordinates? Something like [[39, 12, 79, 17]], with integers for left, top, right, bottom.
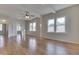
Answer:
[[31, 15, 35, 17]]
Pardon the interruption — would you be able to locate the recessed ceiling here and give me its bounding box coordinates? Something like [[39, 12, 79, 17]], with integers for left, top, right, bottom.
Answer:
[[0, 4, 75, 20]]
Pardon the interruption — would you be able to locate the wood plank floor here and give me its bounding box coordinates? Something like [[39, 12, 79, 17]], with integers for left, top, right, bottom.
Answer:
[[0, 34, 79, 55]]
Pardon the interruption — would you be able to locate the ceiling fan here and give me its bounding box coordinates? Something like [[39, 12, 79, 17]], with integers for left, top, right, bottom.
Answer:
[[24, 11, 35, 20]]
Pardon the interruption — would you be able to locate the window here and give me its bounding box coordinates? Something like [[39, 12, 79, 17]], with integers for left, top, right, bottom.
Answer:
[[56, 17, 65, 32], [0, 24, 2, 31], [29, 23, 33, 31], [33, 22, 36, 31], [48, 19, 54, 32], [29, 22, 36, 31], [17, 24, 21, 31]]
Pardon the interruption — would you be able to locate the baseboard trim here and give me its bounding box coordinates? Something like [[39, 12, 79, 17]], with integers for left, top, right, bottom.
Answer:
[[26, 34, 40, 37], [42, 36, 79, 45]]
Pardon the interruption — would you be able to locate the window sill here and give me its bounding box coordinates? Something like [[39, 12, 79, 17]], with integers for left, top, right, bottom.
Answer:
[[29, 31, 36, 32], [55, 32, 67, 34], [47, 32, 67, 34]]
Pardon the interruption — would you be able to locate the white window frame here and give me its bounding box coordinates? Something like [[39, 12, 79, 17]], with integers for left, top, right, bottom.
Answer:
[[47, 19, 55, 32], [29, 22, 36, 31], [29, 23, 33, 31], [0, 24, 2, 31], [56, 16, 66, 33], [32, 22, 36, 31], [17, 24, 21, 31]]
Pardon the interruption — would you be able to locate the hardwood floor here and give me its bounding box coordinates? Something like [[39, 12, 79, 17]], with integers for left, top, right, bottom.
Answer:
[[0, 34, 79, 55]]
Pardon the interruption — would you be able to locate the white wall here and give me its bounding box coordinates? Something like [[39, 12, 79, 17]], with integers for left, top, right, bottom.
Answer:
[[41, 5, 79, 44], [26, 17, 40, 37], [8, 19, 25, 38], [25, 5, 79, 44], [0, 20, 8, 35]]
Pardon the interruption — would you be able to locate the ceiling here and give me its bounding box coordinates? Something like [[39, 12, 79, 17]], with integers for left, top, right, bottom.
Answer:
[[0, 4, 75, 20]]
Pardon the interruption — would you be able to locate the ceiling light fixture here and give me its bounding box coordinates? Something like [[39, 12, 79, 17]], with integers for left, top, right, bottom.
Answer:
[[25, 14, 30, 19], [24, 11, 35, 20], [25, 11, 31, 20], [2, 19, 6, 22]]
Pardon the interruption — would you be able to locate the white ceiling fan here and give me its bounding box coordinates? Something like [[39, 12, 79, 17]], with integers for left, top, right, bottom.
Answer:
[[24, 11, 35, 20]]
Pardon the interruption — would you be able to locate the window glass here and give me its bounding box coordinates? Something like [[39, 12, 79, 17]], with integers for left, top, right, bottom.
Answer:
[[29, 23, 32, 31], [17, 24, 21, 31], [48, 19, 54, 32], [33, 22, 36, 31], [0, 24, 2, 31], [56, 17, 65, 32]]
